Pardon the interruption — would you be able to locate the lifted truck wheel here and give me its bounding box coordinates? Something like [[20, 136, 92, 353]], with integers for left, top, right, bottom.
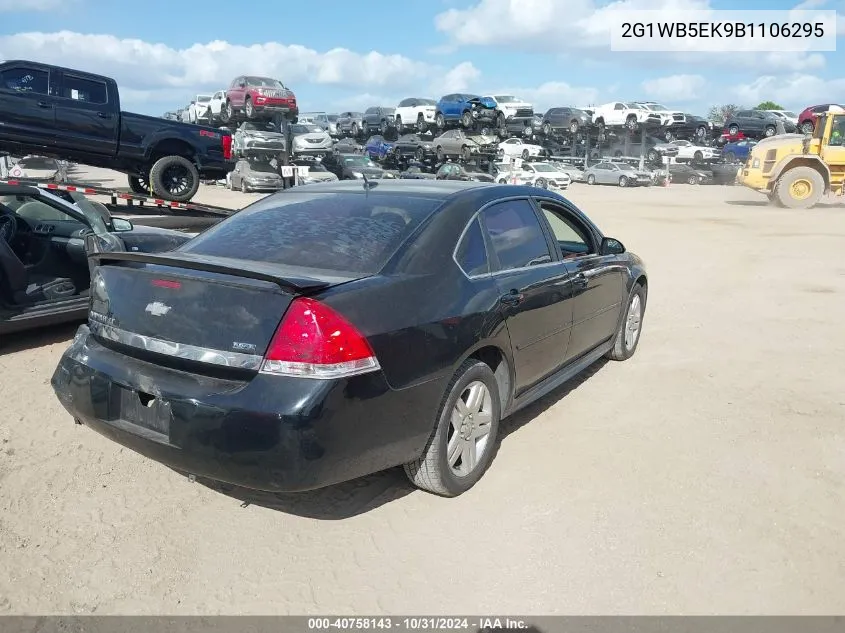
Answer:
[[128, 174, 150, 194], [773, 166, 824, 209], [149, 155, 200, 202]]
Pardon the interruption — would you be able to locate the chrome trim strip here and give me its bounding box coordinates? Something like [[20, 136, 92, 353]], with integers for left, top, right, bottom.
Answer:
[[88, 320, 264, 370]]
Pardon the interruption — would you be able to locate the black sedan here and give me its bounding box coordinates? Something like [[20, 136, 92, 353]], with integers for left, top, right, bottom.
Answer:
[[0, 184, 193, 336], [51, 181, 648, 497]]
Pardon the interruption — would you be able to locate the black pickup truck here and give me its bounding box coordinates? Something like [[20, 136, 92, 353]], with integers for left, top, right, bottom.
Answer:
[[0, 60, 234, 202]]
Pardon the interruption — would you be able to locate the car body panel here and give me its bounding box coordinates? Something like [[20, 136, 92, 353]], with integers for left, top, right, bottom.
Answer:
[[289, 124, 333, 155], [50, 181, 645, 492], [0, 184, 193, 335], [584, 161, 652, 186], [434, 129, 499, 158], [225, 75, 298, 120], [0, 60, 233, 183]]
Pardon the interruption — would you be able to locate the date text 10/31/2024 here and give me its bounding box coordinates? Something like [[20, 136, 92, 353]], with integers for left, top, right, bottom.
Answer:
[[307, 618, 532, 631]]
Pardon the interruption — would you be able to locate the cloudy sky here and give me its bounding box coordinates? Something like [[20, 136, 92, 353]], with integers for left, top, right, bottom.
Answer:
[[1, 0, 843, 116]]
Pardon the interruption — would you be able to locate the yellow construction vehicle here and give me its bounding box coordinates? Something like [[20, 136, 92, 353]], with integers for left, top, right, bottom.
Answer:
[[737, 105, 845, 209]]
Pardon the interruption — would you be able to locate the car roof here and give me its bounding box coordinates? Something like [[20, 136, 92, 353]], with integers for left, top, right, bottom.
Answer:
[[0, 184, 42, 195], [269, 179, 562, 204]]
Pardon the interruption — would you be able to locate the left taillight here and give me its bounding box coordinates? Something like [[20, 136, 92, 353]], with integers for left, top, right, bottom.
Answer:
[[222, 134, 233, 160], [261, 297, 380, 379]]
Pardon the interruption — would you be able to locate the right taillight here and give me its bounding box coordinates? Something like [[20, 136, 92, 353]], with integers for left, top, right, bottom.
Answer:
[[261, 297, 380, 379], [222, 134, 233, 160]]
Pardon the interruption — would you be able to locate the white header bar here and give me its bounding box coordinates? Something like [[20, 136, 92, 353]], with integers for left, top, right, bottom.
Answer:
[[610, 10, 836, 52]]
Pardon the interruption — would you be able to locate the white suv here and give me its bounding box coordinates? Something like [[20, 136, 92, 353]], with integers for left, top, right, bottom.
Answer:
[[590, 102, 662, 131], [395, 97, 438, 132]]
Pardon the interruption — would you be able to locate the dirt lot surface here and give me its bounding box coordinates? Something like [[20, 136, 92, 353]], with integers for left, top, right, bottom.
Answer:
[[1, 169, 844, 614]]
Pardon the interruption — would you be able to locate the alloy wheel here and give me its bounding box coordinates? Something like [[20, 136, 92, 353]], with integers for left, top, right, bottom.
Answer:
[[624, 294, 642, 350], [446, 381, 494, 477]]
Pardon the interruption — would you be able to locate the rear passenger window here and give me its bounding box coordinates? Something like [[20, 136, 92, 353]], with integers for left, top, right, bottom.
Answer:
[[0, 67, 49, 95], [61, 75, 107, 104], [455, 218, 489, 277], [481, 199, 552, 271]]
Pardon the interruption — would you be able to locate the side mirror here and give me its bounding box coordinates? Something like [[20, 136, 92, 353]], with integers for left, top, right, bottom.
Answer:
[[112, 218, 134, 232], [600, 237, 625, 255]]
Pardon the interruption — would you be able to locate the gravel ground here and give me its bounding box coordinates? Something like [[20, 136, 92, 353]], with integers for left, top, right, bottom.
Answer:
[[1, 169, 843, 614]]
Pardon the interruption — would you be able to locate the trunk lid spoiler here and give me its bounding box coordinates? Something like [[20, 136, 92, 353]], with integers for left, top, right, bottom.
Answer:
[[90, 251, 362, 293]]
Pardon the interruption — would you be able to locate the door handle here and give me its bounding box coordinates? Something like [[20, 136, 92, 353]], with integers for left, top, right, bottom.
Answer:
[[37, 101, 52, 108], [97, 112, 112, 119], [500, 290, 524, 306], [573, 273, 589, 287]]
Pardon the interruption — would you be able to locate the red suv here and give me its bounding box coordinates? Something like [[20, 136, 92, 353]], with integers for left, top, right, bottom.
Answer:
[[223, 75, 298, 123], [797, 104, 844, 134]]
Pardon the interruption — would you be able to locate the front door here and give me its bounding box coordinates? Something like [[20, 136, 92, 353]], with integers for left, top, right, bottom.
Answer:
[[228, 77, 245, 109], [53, 72, 118, 156], [0, 64, 57, 146], [535, 198, 626, 362], [479, 198, 573, 391], [820, 113, 845, 168]]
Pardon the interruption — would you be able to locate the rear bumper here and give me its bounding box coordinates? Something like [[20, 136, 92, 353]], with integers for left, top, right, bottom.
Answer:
[[51, 326, 443, 492]]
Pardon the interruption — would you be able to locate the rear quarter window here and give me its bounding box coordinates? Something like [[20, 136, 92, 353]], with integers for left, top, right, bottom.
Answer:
[[180, 192, 443, 275]]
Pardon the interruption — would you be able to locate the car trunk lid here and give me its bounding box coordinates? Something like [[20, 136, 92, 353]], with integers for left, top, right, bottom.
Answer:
[[88, 252, 363, 372]]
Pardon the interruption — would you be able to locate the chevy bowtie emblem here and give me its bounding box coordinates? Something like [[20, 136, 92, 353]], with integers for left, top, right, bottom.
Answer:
[[145, 301, 171, 317]]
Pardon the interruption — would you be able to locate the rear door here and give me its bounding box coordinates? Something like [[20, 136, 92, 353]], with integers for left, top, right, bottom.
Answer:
[[0, 63, 57, 146], [479, 197, 573, 390], [534, 197, 625, 362], [53, 72, 118, 156]]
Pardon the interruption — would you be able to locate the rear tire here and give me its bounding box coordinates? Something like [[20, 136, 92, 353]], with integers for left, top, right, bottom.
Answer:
[[404, 360, 501, 497], [607, 283, 647, 361], [149, 155, 200, 202]]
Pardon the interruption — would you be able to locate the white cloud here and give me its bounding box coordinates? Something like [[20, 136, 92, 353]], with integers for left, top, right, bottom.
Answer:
[[0, 31, 476, 111], [434, 0, 830, 72], [729, 74, 845, 109], [434, 0, 709, 51], [641, 74, 706, 101], [438, 62, 481, 93]]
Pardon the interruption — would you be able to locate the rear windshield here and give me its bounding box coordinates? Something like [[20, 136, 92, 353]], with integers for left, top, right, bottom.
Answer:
[[179, 192, 444, 274]]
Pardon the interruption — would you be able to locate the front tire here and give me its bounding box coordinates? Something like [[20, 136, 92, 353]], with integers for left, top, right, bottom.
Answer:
[[404, 360, 501, 497], [128, 174, 149, 194], [774, 166, 824, 209], [244, 98, 255, 119], [728, 124, 739, 135], [607, 283, 647, 361], [587, 174, 596, 185], [687, 174, 698, 185], [618, 175, 628, 187]]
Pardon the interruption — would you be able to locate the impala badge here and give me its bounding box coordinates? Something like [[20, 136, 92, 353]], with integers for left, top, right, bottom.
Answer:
[[145, 301, 171, 317]]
